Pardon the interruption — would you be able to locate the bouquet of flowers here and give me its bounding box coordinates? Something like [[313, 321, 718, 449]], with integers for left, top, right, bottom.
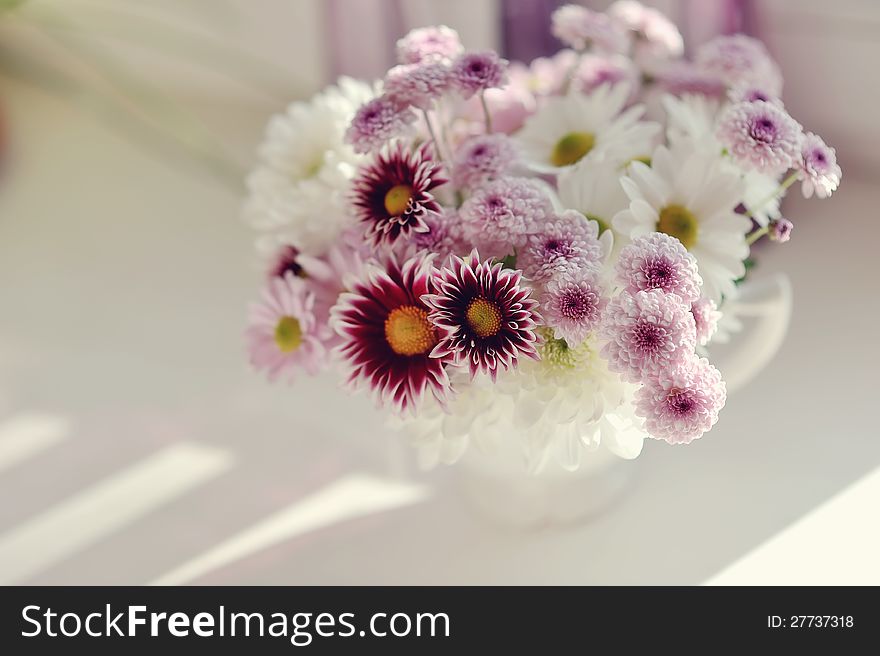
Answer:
[[244, 2, 841, 472]]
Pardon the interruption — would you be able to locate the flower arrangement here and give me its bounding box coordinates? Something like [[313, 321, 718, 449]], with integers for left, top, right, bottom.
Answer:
[[244, 3, 841, 472]]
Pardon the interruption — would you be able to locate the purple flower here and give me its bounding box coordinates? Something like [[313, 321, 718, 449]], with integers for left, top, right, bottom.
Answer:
[[345, 95, 417, 154], [695, 34, 783, 94], [452, 134, 519, 191], [459, 177, 553, 256], [404, 209, 467, 261], [450, 51, 508, 99], [798, 132, 841, 199], [384, 62, 452, 110], [769, 217, 793, 243], [691, 298, 720, 346], [519, 210, 604, 284], [654, 60, 727, 98], [600, 289, 696, 383], [717, 100, 803, 175], [551, 4, 629, 53], [540, 272, 608, 346], [728, 80, 783, 106], [635, 356, 726, 444], [396, 26, 463, 65], [424, 250, 541, 381], [615, 232, 702, 304], [350, 142, 447, 248]]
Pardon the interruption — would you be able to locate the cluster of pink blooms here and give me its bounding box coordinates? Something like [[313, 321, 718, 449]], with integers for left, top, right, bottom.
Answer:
[[244, 3, 842, 455]]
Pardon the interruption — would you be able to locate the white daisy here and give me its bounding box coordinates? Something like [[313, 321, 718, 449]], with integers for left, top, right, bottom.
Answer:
[[663, 94, 781, 226], [244, 77, 376, 256], [612, 143, 750, 302], [515, 84, 659, 173]]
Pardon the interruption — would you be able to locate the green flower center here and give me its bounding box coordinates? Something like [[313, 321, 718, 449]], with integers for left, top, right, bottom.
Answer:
[[551, 131, 595, 167], [384, 184, 413, 216], [274, 316, 302, 353], [384, 305, 436, 356], [657, 204, 698, 250], [541, 336, 579, 370], [466, 297, 503, 338]]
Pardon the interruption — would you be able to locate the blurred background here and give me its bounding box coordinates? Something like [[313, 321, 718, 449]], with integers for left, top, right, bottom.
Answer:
[[0, 0, 878, 585]]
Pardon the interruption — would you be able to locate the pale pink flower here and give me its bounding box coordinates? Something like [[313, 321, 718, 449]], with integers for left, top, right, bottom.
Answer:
[[600, 289, 696, 383], [540, 272, 607, 346], [519, 210, 604, 284], [551, 4, 629, 53], [450, 51, 508, 99], [615, 232, 702, 304], [769, 217, 793, 243], [452, 134, 519, 191], [635, 356, 726, 444], [691, 298, 720, 346], [384, 62, 452, 110], [717, 100, 803, 175], [396, 26, 463, 65], [608, 1, 683, 61], [695, 34, 783, 94], [345, 95, 417, 154], [798, 132, 841, 199]]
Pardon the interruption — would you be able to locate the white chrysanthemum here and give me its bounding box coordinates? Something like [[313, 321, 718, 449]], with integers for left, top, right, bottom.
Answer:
[[244, 77, 376, 256], [515, 84, 659, 172], [395, 333, 647, 472], [612, 143, 750, 302]]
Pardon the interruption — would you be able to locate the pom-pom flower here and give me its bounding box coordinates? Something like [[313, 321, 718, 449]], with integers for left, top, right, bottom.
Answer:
[[608, 1, 683, 62], [695, 34, 783, 94], [404, 209, 467, 261], [396, 25, 463, 65], [247, 274, 330, 382], [798, 132, 841, 199], [350, 141, 447, 248], [691, 297, 720, 346], [615, 232, 702, 304], [450, 51, 508, 99], [384, 62, 451, 110], [331, 254, 452, 414], [452, 134, 519, 191], [459, 177, 554, 255], [345, 95, 417, 154], [635, 356, 726, 444], [551, 4, 629, 53], [519, 210, 604, 283], [600, 289, 696, 383], [717, 100, 803, 176], [540, 272, 607, 346], [424, 251, 541, 380], [769, 217, 793, 243]]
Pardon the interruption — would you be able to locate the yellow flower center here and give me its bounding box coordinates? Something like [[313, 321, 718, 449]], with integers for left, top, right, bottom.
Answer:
[[551, 131, 595, 167], [384, 184, 413, 216], [384, 305, 436, 356], [466, 297, 503, 338], [274, 316, 302, 353], [657, 204, 699, 250]]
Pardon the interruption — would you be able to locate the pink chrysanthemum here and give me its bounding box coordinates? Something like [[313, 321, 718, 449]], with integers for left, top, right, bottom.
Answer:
[[519, 210, 603, 284], [450, 51, 508, 99], [424, 251, 541, 381], [396, 25, 463, 65], [267, 245, 303, 280], [608, 1, 683, 60], [717, 100, 803, 175], [615, 232, 702, 304], [695, 34, 783, 94], [727, 80, 783, 106], [769, 217, 793, 243], [384, 62, 452, 110], [635, 356, 726, 444], [600, 289, 696, 383], [345, 95, 417, 154], [551, 4, 629, 53], [571, 54, 640, 98], [798, 132, 841, 199], [540, 272, 607, 346], [246, 274, 330, 382], [691, 297, 720, 346], [459, 177, 553, 256], [404, 209, 467, 261], [331, 254, 452, 414], [452, 134, 519, 190], [350, 142, 447, 248]]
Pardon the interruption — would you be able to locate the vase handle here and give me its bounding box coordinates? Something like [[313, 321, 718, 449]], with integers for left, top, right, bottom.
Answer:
[[709, 273, 793, 394]]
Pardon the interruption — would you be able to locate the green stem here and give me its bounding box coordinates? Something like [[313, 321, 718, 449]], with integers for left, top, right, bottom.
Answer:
[[746, 226, 769, 246], [479, 90, 492, 133], [421, 109, 446, 163], [748, 171, 799, 217]]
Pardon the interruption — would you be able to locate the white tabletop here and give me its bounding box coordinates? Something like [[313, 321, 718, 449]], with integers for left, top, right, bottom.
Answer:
[[0, 78, 878, 585]]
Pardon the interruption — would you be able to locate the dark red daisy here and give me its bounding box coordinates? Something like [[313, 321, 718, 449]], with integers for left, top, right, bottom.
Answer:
[[330, 253, 452, 414], [423, 250, 541, 381], [350, 141, 447, 248]]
